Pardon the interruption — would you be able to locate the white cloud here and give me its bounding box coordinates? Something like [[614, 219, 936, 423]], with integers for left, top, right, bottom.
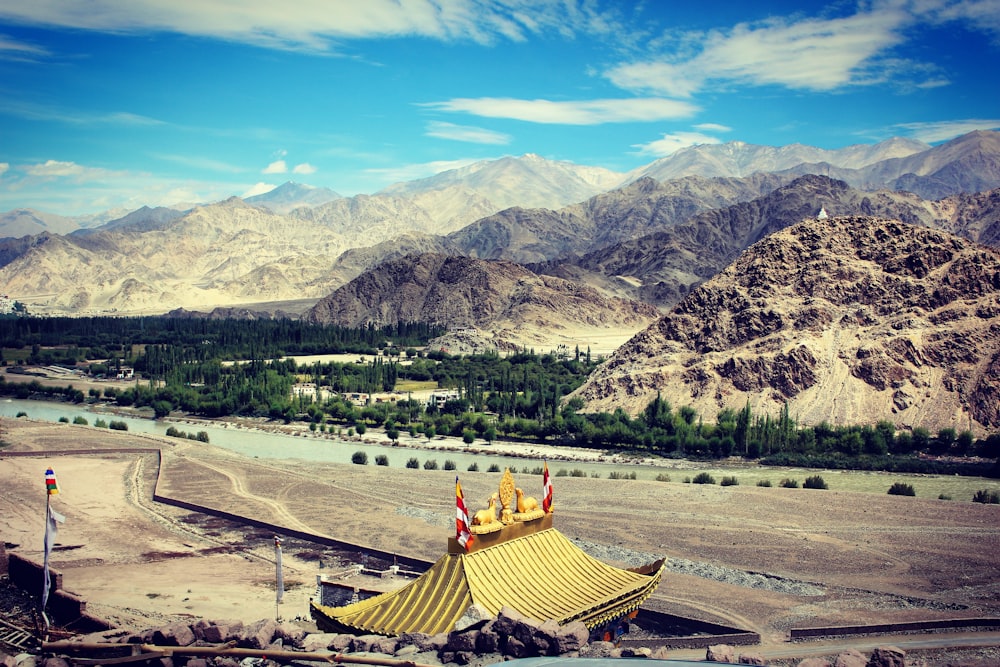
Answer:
[[242, 182, 277, 197], [0, 34, 52, 60], [2, 100, 165, 126], [0, 0, 619, 51], [694, 123, 731, 133], [262, 160, 287, 174], [933, 0, 1000, 36], [0, 159, 229, 214], [292, 162, 317, 174], [365, 158, 485, 184], [423, 97, 698, 125], [25, 159, 105, 178], [425, 121, 511, 145], [607, 8, 916, 97], [632, 131, 722, 157], [152, 153, 246, 173], [892, 118, 1000, 143], [0, 163, 9, 176]]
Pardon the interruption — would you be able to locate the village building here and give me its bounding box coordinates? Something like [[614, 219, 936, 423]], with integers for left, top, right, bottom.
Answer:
[[291, 382, 333, 403], [428, 389, 461, 409]]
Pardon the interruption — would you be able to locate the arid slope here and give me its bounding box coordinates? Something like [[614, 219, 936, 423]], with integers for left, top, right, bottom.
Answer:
[[575, 216, 1000, 433]]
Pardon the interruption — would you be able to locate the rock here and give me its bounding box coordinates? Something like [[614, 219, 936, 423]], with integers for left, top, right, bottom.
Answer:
[[72, 630, 129, 644], [396, 632, 439, 653], [618, 646, 652, 658], [327, 634, 353, 652], [797, 659, 832, 667], [40, 659, 69, 667], [300, 633, 337, 653], [275, 622, 306, 648], [421, 633, 450, 653], [553, 620, 590, 654], [370, 636, 399, 655], [152, 622, 195, 647], [503, 636, 531, 659], [394, 645, 418, 657], [491, 605, 536, 638], [202, 620, 244, 644], [451, 650, 478, 665], [706, 643, 736, 663], [445, 629, 478, 653], [240, 619, 279, 650], [739, 652, 767, 665], [475, 625, 500, 654], [184, 660, 207, 667], [12, 656, 34, 667], [348, 635, 383, 653], [579, 641, 615, 658], [453, 603, 493, 632], [867, 646, 905, 667], [531, 619, 561, 656], [833, 649, 867, 667]]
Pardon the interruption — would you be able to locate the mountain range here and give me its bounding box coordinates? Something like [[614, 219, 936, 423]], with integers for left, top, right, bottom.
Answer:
[[2, 131, 1000, 432], [2, 131, 999, 315]]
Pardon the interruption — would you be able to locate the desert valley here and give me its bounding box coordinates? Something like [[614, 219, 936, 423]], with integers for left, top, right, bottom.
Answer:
[[2, 130, 1000, 666]]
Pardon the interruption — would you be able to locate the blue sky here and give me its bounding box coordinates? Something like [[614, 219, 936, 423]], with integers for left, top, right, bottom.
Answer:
[[1, 0, 998, 216]]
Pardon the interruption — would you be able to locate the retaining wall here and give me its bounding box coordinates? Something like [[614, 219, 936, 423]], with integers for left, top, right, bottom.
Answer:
[[6, 553, 111, 632], [790, 617, 1000, 640]]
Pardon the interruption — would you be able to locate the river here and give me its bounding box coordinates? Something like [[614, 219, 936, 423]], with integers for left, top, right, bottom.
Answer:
[[0, 398, 628, 477]]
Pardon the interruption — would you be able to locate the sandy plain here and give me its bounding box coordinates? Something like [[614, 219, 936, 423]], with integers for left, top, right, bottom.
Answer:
[[2, 414, 1000, 654]]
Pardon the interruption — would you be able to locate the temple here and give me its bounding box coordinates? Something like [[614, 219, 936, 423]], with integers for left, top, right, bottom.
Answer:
[[309, 468, 665, 636]]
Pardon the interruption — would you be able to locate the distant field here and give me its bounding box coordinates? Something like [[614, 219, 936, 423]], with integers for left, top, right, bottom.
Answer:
[[2, 349, 30, 362], [395, 379, 438, 392], [615, 461, 1000, 502]]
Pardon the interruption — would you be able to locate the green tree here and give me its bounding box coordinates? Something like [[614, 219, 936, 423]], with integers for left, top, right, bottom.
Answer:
[[152, 400, 174, 419]]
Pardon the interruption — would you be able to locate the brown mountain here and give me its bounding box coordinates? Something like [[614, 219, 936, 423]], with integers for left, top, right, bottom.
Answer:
[[535, 176, 1000, 308], [445, 173, 789, 264], [573, 216, 1000, 434], [303, 253, 659, 349]]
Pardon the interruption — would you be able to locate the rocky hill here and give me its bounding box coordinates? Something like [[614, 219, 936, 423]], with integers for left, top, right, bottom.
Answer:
[[535, 176, 1000, 308], [304, 253, 659, 350], [573, 216, 1000, 434]]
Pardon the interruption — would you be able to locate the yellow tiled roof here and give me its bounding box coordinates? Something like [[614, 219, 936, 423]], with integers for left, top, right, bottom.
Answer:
[[310, 528, 665, 636]]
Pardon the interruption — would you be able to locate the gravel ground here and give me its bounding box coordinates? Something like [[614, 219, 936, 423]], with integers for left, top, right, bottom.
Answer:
[[4, 418, 1000, 646]]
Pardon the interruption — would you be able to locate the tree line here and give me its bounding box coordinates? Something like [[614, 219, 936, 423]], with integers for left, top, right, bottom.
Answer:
[[1, 316, 997, 475]]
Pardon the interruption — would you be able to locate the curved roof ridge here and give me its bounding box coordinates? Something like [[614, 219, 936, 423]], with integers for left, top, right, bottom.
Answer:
[[311, 527, 664, 636]]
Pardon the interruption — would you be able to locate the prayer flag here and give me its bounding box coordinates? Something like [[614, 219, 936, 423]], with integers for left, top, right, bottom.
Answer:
[[542, 460, 553, 513], [42, 504, 65, 609], [274, 536, 284, 604], [455, 477, 474, 551], [45, 468, 59, 495]]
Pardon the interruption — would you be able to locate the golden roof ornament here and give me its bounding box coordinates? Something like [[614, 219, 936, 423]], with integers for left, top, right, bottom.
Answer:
[[468, 468, 545, 535]]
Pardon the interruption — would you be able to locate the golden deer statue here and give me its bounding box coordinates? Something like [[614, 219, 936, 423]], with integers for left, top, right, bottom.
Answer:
[[515, 487, 539, 513], [472, 493, 499, 526]]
